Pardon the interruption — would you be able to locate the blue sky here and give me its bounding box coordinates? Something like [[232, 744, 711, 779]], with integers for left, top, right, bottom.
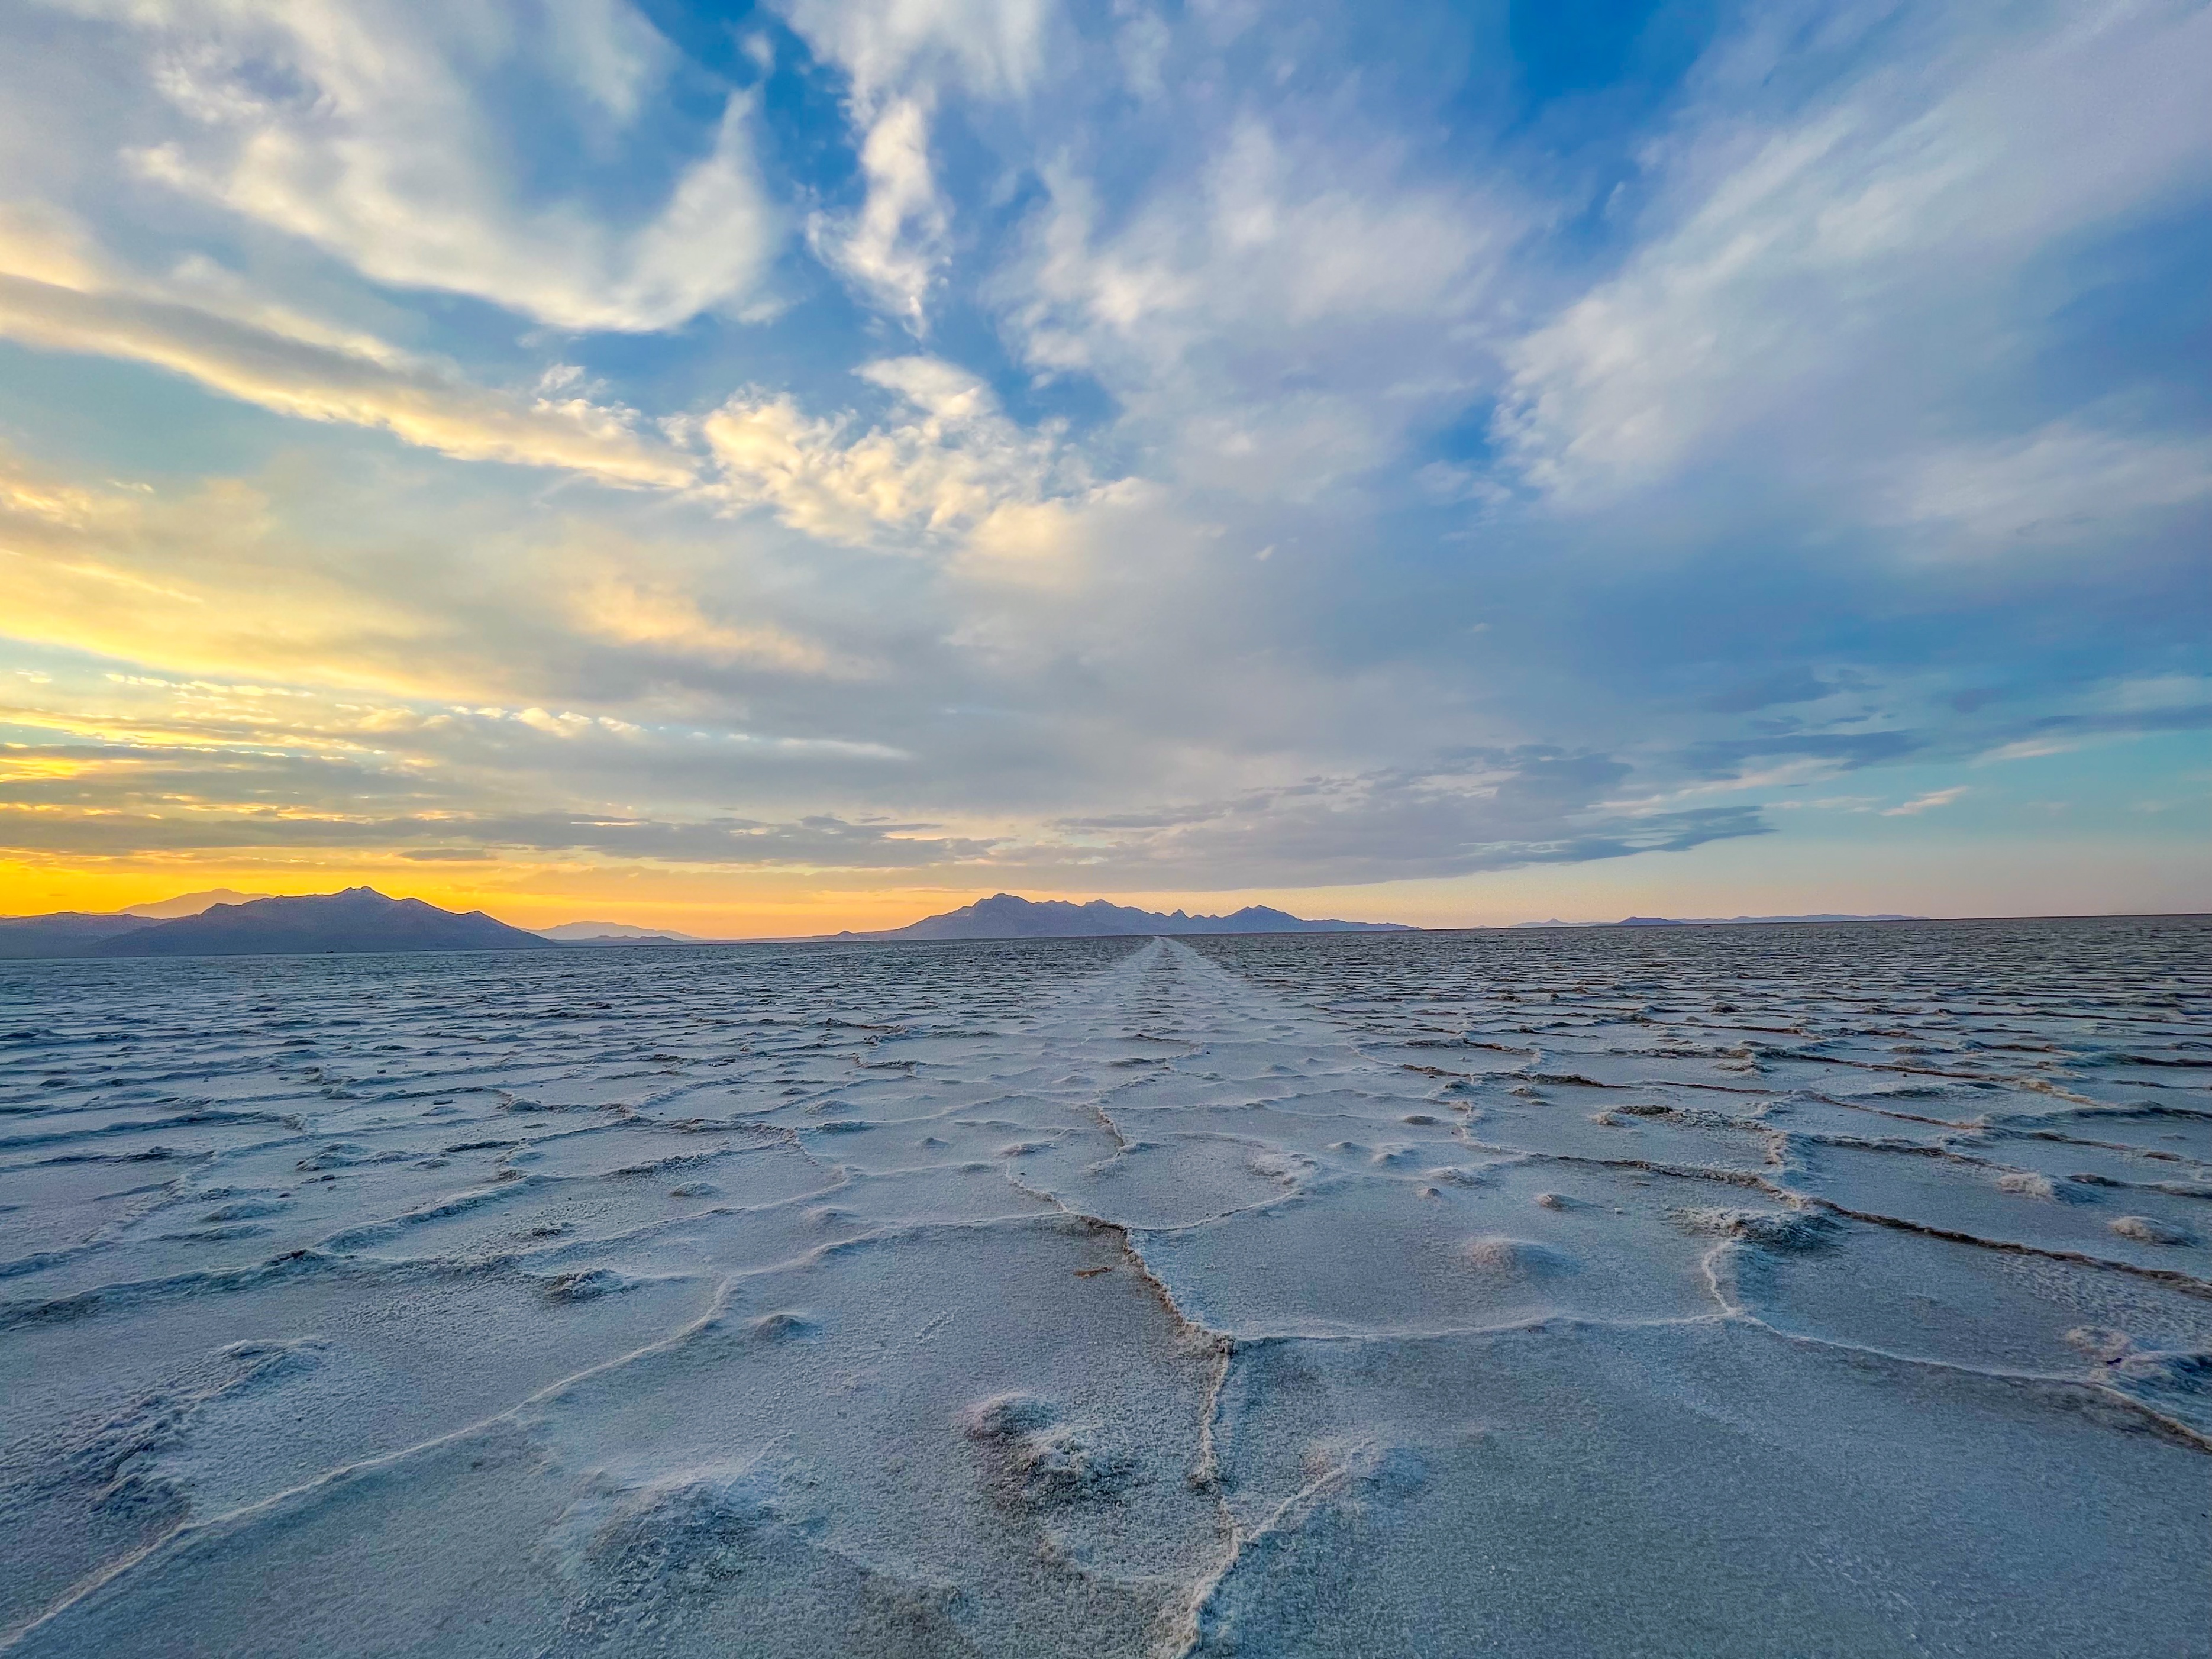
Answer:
[[0, 0, 2205, 929]]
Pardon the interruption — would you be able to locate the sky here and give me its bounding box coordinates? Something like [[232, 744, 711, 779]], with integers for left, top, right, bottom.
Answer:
[[0, 0, 2207, 934]]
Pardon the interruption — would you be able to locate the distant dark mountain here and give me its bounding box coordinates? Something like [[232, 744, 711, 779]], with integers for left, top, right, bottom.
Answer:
[[0, 911, 156, 960], [1, 888, 560, 959], [838, 893, 1413, 941], [98, 889, 560, 957]]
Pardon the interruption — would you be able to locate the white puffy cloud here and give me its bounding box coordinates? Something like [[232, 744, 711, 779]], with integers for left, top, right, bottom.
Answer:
[[695, 356, 1092, 565]]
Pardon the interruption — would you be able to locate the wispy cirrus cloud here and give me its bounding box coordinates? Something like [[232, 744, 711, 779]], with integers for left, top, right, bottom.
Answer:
[[1886, 422, 2212, 546], [1493, 0, 2212, 509], [1882, 787, 1968, 816], [52, 0, 781, 331], [0, 270, 696, 486], [780, 0, 1049, 327]]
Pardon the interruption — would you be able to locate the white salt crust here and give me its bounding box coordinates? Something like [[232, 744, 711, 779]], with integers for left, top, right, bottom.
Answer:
[[1, 917, 2207, 1655]]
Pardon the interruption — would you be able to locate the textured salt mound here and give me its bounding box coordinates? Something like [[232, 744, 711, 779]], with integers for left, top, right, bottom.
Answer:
[[1, 916, 2207, 1655], [1458, 1235, 1577, 1273], [1672, 1204, 1836, 1251], [2111, 1213, 2195, 1245], [1191, 1320, 2205, 1657]]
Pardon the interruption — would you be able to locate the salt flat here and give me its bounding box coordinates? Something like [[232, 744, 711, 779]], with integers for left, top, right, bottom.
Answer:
[[1, 918, 2206, 1655]]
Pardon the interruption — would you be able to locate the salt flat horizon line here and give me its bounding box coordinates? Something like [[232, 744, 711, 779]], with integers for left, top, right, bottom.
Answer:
[[2, 885, 2205, 961]]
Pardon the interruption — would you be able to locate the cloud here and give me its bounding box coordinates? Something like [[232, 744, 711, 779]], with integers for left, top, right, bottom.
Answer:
[[1888, 422, 2212, 545], [0, 722, 1768, 886], [1882, 786, 1967, 816], [1029, 752, 1771, 887], [1680, 731, 1922, 777], [540, 0, 674, 121], [695, 357, 1092, 563], [0, 196, 699, 486], [992, 111, 1516, 512], [778, 0, 1049, 327], [567, 574, 850, 676], [775, 0, 1049, 105], [1493, 0, 2212, 503], [1975, 739, 2074, 764], [50, 0, 779, 330], [1700, 669, 1837, 714], [0, 269, 694, 486], [1011, 117, 1506, 369], [0, 773, 996, 867], [0, 203, 105, 289], [0, 444, 855, 705], [812, 95, 948, 326]]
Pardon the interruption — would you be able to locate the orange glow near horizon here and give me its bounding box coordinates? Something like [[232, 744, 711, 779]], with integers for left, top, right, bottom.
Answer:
[[0, 858, 1006, 938], [7, 831, 2205, 938], [0, 856, 1435, 938]]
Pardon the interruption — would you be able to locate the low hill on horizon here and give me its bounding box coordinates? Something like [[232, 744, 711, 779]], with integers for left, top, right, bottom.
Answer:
[[835, 893, 1415, 941], [534, 920, 707, 943], [1, 888, 558, 959], [0, 911, 154, 958]]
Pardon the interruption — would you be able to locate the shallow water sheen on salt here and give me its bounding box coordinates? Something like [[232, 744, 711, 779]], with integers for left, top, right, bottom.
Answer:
[[1, 918, 2206, 1656]]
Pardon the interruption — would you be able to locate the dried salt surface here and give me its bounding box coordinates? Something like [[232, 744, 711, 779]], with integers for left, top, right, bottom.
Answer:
[[1, 918, 2207, 1655]]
